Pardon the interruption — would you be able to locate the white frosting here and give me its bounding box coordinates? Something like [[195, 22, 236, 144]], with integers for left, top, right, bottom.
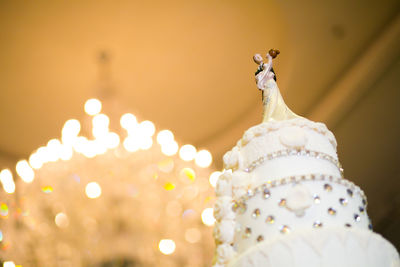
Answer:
[[279, 126, 308, 149], [285, 183, 313, 216], [216, 171, 233, 197], [223, 148, 241, 170], [230, 228, 400, 267], [216, 244, 236, 264], [251, 156, 341, 186], [214, 220, 236, 244], [214, 197, 235, 221]]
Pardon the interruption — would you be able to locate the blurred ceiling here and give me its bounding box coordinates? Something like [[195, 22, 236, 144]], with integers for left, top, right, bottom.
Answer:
[[0, 0, 399, 249]]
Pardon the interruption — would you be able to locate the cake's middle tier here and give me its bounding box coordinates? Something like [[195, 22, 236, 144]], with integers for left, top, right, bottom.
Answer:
[[232, 174, 371, 253]]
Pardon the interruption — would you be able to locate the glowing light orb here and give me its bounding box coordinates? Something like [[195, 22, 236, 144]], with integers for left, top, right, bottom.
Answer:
[[161, 140, 178, 156], [139, 120, 156, 136], [157, 130, 174, 145], [179, 144, 197, 161], [61, 119, 81, 144], [123, 136, 140, 152], [55, 212, 69, 228], [0, 203, 9, 217], [85, 182, 102, 199], [59, 144, 73, 161], [36, 146, 51, 164], [164, 182, 175, 191], [209, 171, 222, 188], [105, 132, 120, 149], [47, 139, 62, 162], [201, 208, 215, 226], [157, 158, 174, 173], [81, 141, 98, 158], [179, 168, 196, 182], [16, 160, 35, 183], [0, 169, 15, 194], [139, 137, 153, 150], [29, 152, 43, 169], [92, 114, 110, 130], [158, 239, 176, 255], [120, 113, 137, 130], [84, 98, 102, 116], [195, 149, 213, 168], [72, 136, 89, 154], [3, 261, 15, 267], [41, 186, 53, 194]]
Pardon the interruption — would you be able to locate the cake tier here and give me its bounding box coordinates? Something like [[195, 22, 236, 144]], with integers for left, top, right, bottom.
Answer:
[[223, 118, 338, 175], [230, 228, 400, 267], [232, 175, 370, 253]]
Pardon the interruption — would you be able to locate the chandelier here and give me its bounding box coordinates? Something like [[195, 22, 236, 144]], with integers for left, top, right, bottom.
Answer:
[[0, 96, 219, 266]]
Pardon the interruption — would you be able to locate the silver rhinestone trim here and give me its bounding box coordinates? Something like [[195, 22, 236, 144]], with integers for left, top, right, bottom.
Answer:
[[243, 149, 343, 176], [232, 174, 367, 213]]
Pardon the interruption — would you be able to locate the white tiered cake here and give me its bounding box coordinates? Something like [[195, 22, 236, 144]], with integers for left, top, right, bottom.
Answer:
[[212, 50, 400, 267]]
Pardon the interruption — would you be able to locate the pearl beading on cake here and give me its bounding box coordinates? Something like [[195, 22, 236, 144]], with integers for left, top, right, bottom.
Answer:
[[232, 174, 367, 214], [242, 148, 343, 175]]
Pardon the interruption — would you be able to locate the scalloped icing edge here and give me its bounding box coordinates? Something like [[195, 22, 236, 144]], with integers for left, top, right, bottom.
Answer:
[[240, 118, 337, 148]]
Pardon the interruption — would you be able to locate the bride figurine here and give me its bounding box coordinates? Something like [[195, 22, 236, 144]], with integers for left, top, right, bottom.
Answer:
[[253, 49, 302, 122]]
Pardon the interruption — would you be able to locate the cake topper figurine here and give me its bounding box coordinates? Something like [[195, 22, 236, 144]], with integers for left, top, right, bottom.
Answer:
[[253, 49, 302, 122]]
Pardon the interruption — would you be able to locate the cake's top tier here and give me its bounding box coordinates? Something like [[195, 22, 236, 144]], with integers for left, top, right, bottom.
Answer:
[[223, 116, 338, 173]]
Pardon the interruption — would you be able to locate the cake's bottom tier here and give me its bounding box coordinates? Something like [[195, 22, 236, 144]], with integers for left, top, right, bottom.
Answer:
[[229, 228, 399, 267]]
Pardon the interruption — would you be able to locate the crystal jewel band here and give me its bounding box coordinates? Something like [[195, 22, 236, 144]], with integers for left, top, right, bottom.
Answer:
[[243, 148, 344, 176], [232, 174, 367, 214]]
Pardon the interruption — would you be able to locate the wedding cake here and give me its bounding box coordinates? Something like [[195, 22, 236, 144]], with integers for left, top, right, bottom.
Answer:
[[212, 50, 400, 267]]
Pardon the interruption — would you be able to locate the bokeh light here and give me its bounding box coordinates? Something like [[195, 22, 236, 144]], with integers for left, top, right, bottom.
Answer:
[[157, 130, 174, 145], [139, 120, 156, 137], [209, 171, 221, 188], [195, 150, 213, 168], [161, 141, 179, 156], [59, 144, 73, 161], [157, 158, 174, 173], [15, 160, 35, 183], [179, 168, 196, 183], [120, 113, 137, 130], [3, 261, 15, 267], [0, 203, 9, 217], [123, 136, 140, 152], [28, 152, 43, 169], [47, 139, 63, 162], [201, 208, 215, 226], [84, 98, 102, 116], [41, 186, 53, 194], [164, 182, 176, 191], [0, 169, 15, 194], [85, 182, 102, 199], [179, 144, 197, 161], [105, 132, 120, 149], [55, 212, 69, 228], [61, 119, 81, 144], [158, 239, 176, 255], [139, 137, 153, 150], [92, 114, 110, 130]]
